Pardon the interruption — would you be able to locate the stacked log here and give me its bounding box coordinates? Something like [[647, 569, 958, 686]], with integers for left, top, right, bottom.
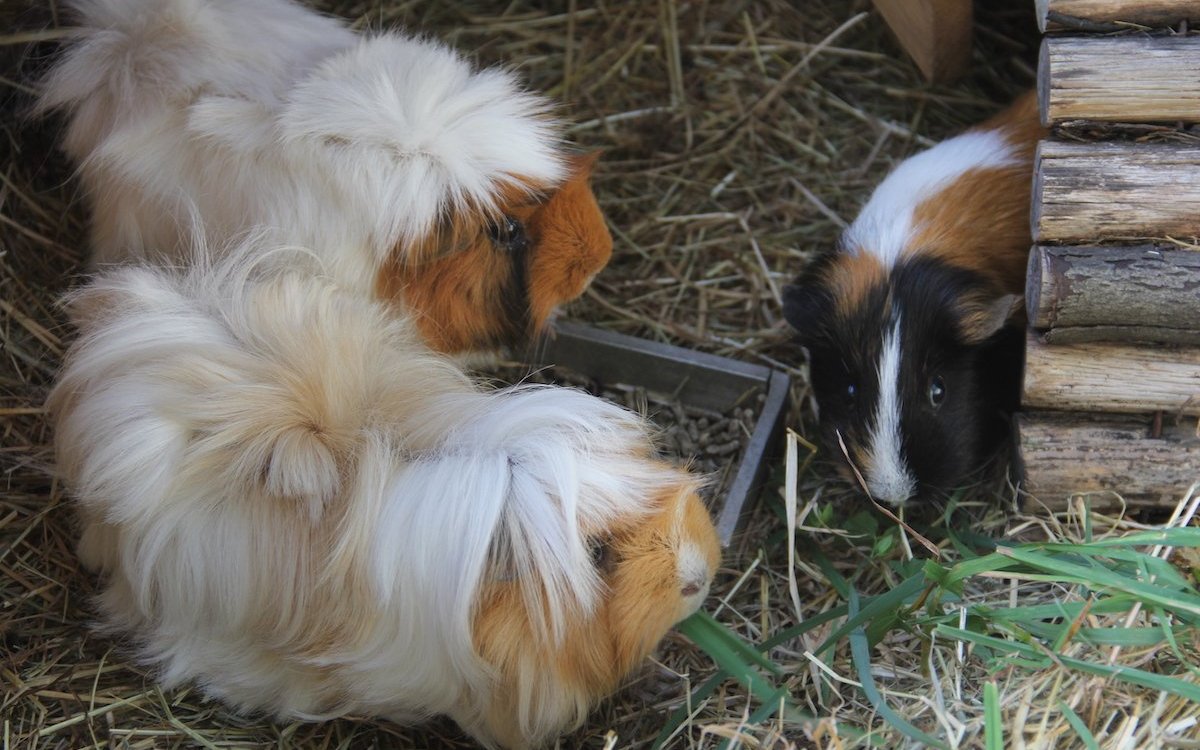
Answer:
[[1019, 4, 1200, 510]]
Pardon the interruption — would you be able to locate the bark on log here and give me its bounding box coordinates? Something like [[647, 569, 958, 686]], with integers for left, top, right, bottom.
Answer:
[[1016, 411, 1200, 511], [1033, 140, 1200, 243], [871, 0, 972, 83], [1039, 327, 1200, 346], [1027, 244, 1200, 344], [1023, 331, 1200, 416], [1039, 36, 1200, 125], [1036, 0, 1200, 31]]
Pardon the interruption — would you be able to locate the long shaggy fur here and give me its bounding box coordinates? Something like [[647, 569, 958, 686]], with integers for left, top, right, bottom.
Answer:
[[49, 246, 720, 748], [37, 0, 576, 334]]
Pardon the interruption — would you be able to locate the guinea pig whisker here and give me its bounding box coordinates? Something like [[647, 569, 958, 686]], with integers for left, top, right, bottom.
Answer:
[[835, 429, 873, 498], [838, 429, 940, 558]]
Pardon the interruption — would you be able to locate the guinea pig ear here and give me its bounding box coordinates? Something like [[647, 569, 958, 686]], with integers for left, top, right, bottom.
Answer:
[[569, 150, 602, 178], [958, 293, 1023, 344], [781, 281, 827, 343]]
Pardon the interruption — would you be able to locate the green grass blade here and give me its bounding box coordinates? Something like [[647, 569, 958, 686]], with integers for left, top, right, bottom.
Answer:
[[1069, 528, 1200, 548], [1059, 701, 1101, 750], [679, 611, 783, 676], [848, 590, 950, 750], [994, 547, 1200, 617], [811, 548, 852, 599], [1022, 621, 1180, 648], [937, 626, 1200, 703], [983, 682, 1002, 750], [757, 604, 849, 651], [815, 572, 928, 656]]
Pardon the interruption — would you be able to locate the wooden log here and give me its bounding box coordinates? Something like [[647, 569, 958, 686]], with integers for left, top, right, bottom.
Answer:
[[1033, 140, 1200, 244], [1036, 0, 1200, 31], [1039, 36, 1200, 125], [1023, 331, 1200, 415], [1039, 326, 1200, 346], [1027, 244, 1200, 344], [871, 0, 972, 83], [1017, 411, 1200, 511]]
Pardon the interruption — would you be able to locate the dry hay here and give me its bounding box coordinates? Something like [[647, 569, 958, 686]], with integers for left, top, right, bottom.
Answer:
[[2, 1, 1197, 749]]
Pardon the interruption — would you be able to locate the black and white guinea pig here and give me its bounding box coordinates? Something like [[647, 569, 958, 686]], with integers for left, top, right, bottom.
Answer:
[[782, 91, 1044, 505]]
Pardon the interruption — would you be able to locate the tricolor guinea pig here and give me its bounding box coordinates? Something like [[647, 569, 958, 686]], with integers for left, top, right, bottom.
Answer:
[[49, 243, 720, 749], [37, 0, 612, 356], [782, 92, 1044, 505]]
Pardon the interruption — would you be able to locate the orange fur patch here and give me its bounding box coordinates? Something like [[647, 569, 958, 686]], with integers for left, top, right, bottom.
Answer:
[[908, 91, 1046, 298], [975, 89, 1042, 158], [908, 165, 1034, 294], [525, 152, 612, 331], [823, 251, 888, 322], [907, 88, 1051, 295], [377, 231, 518, 353], [376, 152, 613, 354], [472, 480, 719, 747]]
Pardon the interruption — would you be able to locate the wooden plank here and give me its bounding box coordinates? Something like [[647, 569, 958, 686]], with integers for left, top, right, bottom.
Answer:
[[1026, 244, 1200, 344], [1039, 36, 1200, 125], [1033, 140, 1200, 243], [871, 0, 972, 83], [1036, 0, 1200, 31], [1023, 331, 1200, 416], [1017, 411, 1200, 510]]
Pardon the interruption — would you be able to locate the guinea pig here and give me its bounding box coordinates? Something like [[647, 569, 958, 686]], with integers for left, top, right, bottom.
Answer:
[[48, 244, 720, 749], [782, 91, 1045, 505], [37, 0, 612, 356]]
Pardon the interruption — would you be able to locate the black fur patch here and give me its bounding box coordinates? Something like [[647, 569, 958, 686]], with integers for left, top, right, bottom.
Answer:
[[489, 215, 533, 349]]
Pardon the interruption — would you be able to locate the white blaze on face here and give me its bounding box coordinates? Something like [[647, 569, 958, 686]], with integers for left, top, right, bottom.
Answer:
[[866, 318, 916, 504]]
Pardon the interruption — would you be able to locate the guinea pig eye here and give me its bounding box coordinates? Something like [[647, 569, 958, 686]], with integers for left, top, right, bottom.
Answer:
[[486, 215, 528, 254], [928, 376, 946, 408], [844, 383, 857, 405], [589, 537, 617, 576]]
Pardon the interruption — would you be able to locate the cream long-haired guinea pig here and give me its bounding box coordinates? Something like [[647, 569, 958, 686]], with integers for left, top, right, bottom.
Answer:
[[782, 91, 1045, 505], [49, 246, 720, 749], [38, 0, 612, 355]]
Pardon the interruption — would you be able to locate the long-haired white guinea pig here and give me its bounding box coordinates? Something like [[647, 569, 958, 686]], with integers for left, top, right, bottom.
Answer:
[[782, 92, 1044, 505], [38, 0, 613, 355], [49, 245, 720, 749]]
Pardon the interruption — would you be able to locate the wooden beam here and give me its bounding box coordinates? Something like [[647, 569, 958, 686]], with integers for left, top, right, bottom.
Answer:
[[1017, 411, 1200, 510], [871, 0, 972, 83], [1036, 0, 1199, 31], [1023, 331, 1200, 416], [1027, 244, 1200, 344], [1033, 140, 1200, 243], [1039, 36, 1200, 125]]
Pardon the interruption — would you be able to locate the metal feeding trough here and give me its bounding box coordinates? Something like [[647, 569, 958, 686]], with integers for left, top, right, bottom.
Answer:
[[523, 321, 791, 545]]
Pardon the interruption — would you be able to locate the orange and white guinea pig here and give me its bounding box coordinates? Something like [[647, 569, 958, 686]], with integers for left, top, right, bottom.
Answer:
[[782, 91, 1044, 505], [49, 244, 721, 749], [38, 0, 611, 355]]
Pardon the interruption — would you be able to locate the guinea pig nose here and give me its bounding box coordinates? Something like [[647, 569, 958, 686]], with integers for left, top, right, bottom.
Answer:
[[677, 542, 712, 599]]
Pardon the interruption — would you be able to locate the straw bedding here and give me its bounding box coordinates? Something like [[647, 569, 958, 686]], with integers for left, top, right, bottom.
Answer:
[[7, 2, 1193, 749]]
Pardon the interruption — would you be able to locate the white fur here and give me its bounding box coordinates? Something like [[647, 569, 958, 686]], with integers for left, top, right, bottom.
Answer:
[[841, 130, 1018, 267], [865, 318, 916, 504], [38, 0, 565, 289], [50, 246, 708, 746]]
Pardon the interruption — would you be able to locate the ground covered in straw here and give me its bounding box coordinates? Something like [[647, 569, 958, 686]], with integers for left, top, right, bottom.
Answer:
[[3, 1, 1199, 749]]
